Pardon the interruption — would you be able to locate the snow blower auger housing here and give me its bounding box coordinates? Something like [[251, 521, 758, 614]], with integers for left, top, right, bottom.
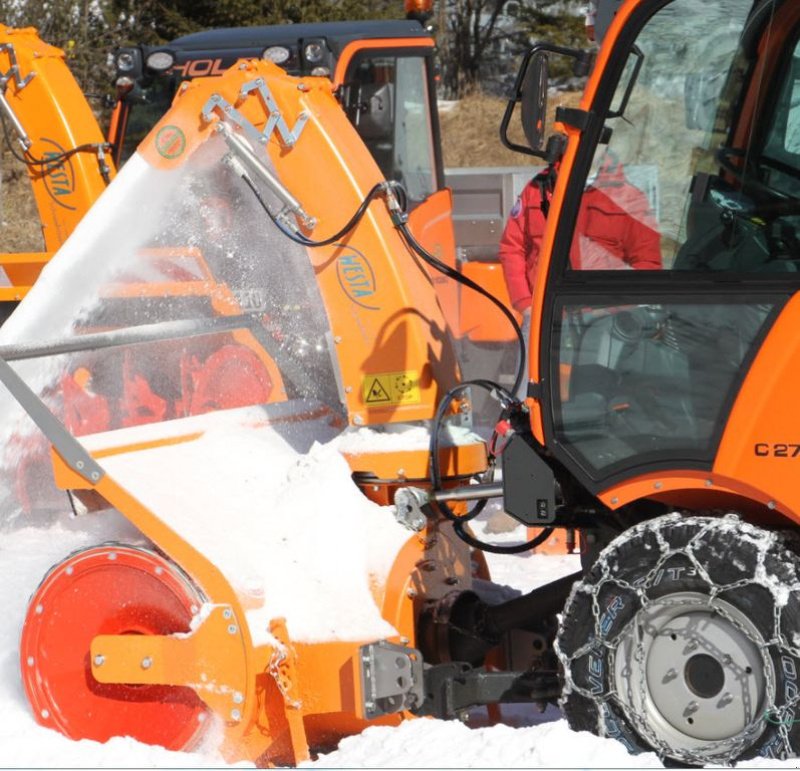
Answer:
[[6, 57, 521, 766]]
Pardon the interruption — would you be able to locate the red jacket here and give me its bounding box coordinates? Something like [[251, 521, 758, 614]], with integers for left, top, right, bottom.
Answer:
[[498, 159, 662, 312]]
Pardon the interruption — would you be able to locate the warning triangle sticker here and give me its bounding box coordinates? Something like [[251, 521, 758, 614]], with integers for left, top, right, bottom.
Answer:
[[365, 378, 391, 403]]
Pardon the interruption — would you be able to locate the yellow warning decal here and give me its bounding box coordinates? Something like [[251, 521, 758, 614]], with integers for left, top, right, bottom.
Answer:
[[362, 370, 421, 406]]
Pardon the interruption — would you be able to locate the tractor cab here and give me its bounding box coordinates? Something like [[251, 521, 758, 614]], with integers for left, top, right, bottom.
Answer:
[[505, 0, 800, 763], [108, 20, 443, 209], [516, 0, 800, 499]]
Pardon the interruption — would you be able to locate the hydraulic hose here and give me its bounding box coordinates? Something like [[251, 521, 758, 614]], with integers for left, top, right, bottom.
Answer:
[[239, 163, 545, 554], [0, 112, 112, 183]]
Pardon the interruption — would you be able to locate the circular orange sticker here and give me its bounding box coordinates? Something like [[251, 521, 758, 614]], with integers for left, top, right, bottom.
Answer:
[[155, 125, 186, 159]]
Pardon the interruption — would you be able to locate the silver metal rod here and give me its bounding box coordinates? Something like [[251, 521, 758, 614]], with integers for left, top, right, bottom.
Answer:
[[430, 482, 504, 503], [221, 124, 315, 230], [0, 89, 30, 150], [0, 314, 257, 362]]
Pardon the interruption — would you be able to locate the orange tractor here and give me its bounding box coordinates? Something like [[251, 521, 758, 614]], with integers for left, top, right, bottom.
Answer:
[[10, 0, 800, 766]]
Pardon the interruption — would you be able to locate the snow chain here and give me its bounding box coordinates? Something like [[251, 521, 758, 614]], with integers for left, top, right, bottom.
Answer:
[[556, 514, 800, 765]]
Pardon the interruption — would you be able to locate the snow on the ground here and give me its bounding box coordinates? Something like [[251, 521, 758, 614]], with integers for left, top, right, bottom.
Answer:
[[1, 426, 799, 768]]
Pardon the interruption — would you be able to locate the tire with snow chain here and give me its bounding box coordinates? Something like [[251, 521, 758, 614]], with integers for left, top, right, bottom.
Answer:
[[556, 514, 800, 765]]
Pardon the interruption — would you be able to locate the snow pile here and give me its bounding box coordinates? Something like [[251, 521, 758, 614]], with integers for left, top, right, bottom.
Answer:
[[98, 420, 412, 644], [304, 719, 664, 768]]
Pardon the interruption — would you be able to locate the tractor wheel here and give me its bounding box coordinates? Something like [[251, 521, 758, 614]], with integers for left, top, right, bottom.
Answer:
[[557, 514, 800, 765], [20, 544, 208, 751]]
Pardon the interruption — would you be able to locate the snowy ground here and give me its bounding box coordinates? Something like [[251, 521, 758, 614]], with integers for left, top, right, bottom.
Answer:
[[0, 439, 796, 768], [3, 523, 800, 768]]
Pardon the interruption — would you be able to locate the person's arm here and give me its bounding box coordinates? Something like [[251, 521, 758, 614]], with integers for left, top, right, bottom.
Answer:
[[498, 196, 535, 312], [623, 193, 663, 270]]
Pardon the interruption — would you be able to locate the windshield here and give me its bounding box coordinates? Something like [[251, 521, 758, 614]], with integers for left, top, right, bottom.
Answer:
[[566, 0, 798, 273], [117, 76, 179, 165], [0, 136, 345, 523]]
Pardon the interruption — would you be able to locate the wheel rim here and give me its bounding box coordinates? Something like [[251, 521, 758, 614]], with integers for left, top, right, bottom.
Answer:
[[20, 544, 209, 750], [613, 591, 773, 759]]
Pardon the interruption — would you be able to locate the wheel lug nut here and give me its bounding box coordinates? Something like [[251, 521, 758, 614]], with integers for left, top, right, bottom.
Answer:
[[663, 668, 678, 683], [684, 701, 699, 717], [718, 692, 733, 708]]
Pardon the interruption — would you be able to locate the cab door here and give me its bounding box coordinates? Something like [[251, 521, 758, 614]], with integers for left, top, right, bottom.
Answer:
[[532, 0, 800, 503]]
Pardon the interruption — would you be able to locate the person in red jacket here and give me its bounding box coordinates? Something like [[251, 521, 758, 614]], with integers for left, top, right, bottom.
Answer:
[[500, 154, 662, 313], [499, 153, 662, 396]]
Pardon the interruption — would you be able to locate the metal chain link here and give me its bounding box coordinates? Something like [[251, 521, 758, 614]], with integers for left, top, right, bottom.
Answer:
[[557, 514, 800, 764]]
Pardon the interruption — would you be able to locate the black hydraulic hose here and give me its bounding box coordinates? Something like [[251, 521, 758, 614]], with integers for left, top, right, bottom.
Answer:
[[239, 168, 544, 554], [395, 218, 527, 399], [454, 519, 554, 555], [239, 172, 387, 248], [0, 112, 112, 184]]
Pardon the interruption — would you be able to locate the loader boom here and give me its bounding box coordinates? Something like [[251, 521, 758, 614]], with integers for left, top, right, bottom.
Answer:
[[0, 25, 114, 315]]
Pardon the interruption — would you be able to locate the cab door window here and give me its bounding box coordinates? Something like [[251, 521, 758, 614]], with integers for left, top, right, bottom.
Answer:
[[342, 54, 438, 205]]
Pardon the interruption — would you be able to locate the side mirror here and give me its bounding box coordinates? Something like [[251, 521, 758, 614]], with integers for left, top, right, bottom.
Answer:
[[500, 43, 592, 159]]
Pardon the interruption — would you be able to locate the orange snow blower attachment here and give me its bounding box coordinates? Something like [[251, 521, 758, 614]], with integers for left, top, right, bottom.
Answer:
[[6, 58, 489, 765]]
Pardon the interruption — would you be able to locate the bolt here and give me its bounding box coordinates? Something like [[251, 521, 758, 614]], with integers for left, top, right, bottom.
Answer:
[[230, 709, 242, 722], [768, 501, 776, 510], [141, 656, 153, 670], [334, 336, 342, 344], [65, 566, 73, 575], [685, 701, 699, 716], [41, 709, 50, 719], [228, 624, 238, 635], [353, 415, 364, 426], [94, 654, 105, 667], [663, 668, 677, 683], [407, 588, 417, 599], [233, 692, 244, 704], [76, 460, 85, 470], [91, 472, 100, 481], [654, 481, 663, 490], [26, 656, 34, 667], [397, 469, 406, 477], [610, 497, 619, 505], [223, 608, 233, 620], [345, 386, 353, 393], [685, 639, 698, 653], [718, 692, 733, 708], [35, 604, 43, 615], [108, 552, 117, 561], [705, 479, 713, 487]]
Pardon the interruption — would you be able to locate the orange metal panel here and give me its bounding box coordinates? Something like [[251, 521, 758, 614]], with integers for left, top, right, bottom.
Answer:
[[459, 261, 520, 343], [407, 187, 460, 336]]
